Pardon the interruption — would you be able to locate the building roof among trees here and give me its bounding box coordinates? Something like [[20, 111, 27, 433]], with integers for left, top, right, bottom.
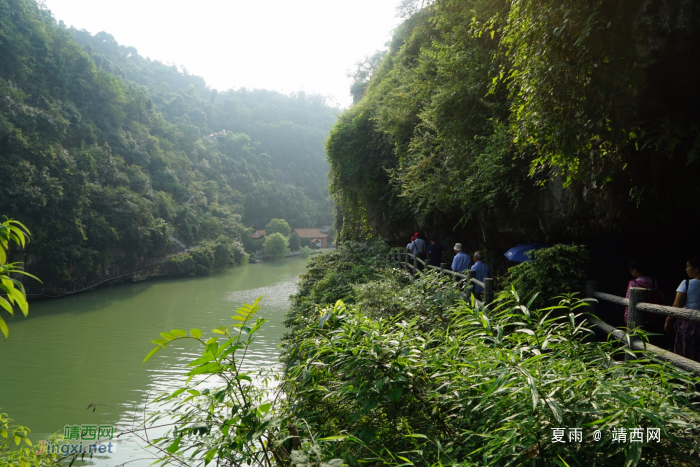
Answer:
[[252, 230, 266, 239], [293, 228, 327, 239]]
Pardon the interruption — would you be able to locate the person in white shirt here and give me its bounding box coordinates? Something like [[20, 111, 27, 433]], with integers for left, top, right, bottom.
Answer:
[[406, 236, 415, 254], [665, 256, 700, 362]]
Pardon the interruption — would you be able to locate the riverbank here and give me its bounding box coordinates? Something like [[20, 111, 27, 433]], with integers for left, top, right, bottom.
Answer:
[[25, 238, 250, 300], [253, 247, 334, 261]]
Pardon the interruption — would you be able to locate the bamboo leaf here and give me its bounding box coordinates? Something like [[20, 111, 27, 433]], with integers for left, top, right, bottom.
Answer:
[[143, 346, 162, 363], [0, 317, 8, 339]]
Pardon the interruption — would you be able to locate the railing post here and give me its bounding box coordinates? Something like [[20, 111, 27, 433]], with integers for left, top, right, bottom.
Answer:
[[585, 281, 597, 301], [440, 262, 447, 272], [483, 278, 495, 306], [627, 287, 648, 360], [465, 270, 475, 302], [627, 287, 648, 330], [412, 253, 417, 279], [585, 280, 598, 318]]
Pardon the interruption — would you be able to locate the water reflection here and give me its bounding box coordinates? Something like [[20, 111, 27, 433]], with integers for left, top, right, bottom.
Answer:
[[0, 258, 308, 466]]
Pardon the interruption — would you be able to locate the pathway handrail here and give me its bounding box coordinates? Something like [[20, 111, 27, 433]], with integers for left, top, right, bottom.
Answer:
[[590, 285, 700, 322], [636, 302, 700, 321], [586, 280, 700, 373], [588, 316, 700, 374], [592, 291, 628, 307], [391, 250, 495, 306]]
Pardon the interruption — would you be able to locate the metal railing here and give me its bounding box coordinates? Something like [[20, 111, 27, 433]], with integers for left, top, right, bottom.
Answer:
[[388, 248, 495, 306], [585, 281, 700, 374], [388, 248, 700, 373]]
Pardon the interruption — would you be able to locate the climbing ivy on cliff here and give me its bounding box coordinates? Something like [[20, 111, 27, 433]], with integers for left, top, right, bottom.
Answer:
[[328, 0, 700, 242]]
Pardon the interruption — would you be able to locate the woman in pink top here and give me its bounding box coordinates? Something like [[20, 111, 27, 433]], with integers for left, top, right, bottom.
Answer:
[[624, 260, 666, 347], [624, 260, 661, 321]]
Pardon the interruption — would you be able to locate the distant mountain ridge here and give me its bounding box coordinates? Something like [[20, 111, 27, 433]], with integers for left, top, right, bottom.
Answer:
[[0, 0, 337, 286]]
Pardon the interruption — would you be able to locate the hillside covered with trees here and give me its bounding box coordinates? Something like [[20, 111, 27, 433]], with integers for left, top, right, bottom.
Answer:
[[0, 0, 337, 286], [328, 0, 700, 275]]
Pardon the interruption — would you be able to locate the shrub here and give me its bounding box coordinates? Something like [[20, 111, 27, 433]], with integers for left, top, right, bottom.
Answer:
[[300, 237, 313, 248], [353, 268, 465, 325], [288, 233, 301, 251], [284, 292, 700, 465], [299, 246, 312, 258], [499, 244, 588, 305], [263, 232, 289, 259], [283, 243, 700, 465], [286, 240, 389, 329], [138, 298, 343, 467], [168, 238, 247, 276]]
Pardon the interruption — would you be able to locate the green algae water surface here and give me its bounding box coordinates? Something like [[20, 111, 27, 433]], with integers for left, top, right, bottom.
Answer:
[[0, 258, 309, 466]]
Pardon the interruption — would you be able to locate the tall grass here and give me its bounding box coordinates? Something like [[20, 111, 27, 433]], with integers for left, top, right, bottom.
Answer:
[[284, 284, 700, 466]]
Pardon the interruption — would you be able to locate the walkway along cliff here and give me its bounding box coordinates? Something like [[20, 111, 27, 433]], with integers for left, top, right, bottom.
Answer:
[[327, 0, 700, 287]]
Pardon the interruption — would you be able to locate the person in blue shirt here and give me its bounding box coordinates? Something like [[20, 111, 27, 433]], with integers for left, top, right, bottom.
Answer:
[[413, 233, 427, 259], [412, 233, 427, 269], [471, 251, 491, 298], [451, 243, 471, 273]]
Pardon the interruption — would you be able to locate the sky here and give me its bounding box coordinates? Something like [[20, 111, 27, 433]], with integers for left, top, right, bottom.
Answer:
[[42, 0, 405, 109]]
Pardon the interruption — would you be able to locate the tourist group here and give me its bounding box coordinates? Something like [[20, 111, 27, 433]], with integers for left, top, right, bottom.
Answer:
[[405, 233, 490, 300]]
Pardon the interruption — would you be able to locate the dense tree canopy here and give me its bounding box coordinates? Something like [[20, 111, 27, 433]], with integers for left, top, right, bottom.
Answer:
[[328, 0, 700, 254], [0, 0, 337, 286], [264, 218, 291, 237]]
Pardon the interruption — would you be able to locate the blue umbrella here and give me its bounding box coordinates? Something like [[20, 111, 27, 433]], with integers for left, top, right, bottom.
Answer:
[[504, 243, 548, 263]]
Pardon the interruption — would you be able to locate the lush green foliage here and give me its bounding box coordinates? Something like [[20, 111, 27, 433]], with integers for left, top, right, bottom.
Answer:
[[500, 244, 589, 305], [0, 412, 75, 466], [263, 233, 289, 259], [0, 218, 39, 338], [265, 219, 291, 237], [300, 237, 313, 249], [139, 298, 345, 467], [328, 0, 700, 240], [353, 268, 465, 325], [492, 0, 640, 183], [127, 241, 700, 466], [327, 1, 533, 236], [168, 237, 247, 277], [282, 251, 700, 466], [288, 233, 301, 252], [299, 246, 312, 258], [286, 241, 389, 325], [0, 0, 336, 287]]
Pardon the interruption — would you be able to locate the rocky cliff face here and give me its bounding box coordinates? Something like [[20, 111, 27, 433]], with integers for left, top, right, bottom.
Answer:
[[333, 0, 700, 282]]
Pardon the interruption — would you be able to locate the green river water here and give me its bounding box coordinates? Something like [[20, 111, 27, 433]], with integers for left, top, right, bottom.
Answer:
[[0, 257, 309, 466]]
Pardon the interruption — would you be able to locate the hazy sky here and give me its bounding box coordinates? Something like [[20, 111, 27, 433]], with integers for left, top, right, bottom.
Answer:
[[42, 0, 404, 108]]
